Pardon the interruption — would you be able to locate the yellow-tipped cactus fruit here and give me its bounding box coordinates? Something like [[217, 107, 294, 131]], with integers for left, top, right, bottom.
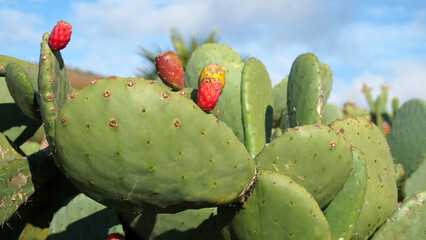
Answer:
[[198, 64, 225, 91]]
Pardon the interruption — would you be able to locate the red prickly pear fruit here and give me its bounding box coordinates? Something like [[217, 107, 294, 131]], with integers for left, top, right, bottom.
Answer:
[[155, 50, 185, 90], [48, 20, 72, 51], [197, 77, 222, 112], [106, 233, 125, 240]]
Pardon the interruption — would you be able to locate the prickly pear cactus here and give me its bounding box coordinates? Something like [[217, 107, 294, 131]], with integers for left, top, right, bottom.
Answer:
[[324, 149, 367, 240], [402, 158, 426, 199], [217, 171, 332, 240], [47, 193, 125, 240], [54, 77, 255, 213], [3, 23, 422, 239], [0, 55, 36, 72], [18, 222, 49, 240], [0, 137, 58, 227], [119, 207, 218, 240], [255, 124, 353, 208], [185, 43, 245, 142], [37, 32, 74, 149], [370, 190, 426, 240], [241, 57, 274, 157], [287, 53, 324, 127], [0, 74, 42, 147], [329, 117, 397, 239], [320, 62, 333, 105], [0, 133, 34, 225], [343, 101, 370, 118], [321, 104, 343, 125], [272, 76, 289, 129], [4, 62, 40, 120], [387, 98, 426, 197]]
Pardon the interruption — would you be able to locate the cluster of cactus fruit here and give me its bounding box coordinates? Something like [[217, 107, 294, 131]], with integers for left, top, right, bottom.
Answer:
[[0, 21, 425, 240]]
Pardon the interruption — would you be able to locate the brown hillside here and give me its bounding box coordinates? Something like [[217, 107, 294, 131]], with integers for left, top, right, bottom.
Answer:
[[67, 67, 104, 89]]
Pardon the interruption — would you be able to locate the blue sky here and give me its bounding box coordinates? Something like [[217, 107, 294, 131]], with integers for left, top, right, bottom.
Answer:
[[1, 0, 425, 108]]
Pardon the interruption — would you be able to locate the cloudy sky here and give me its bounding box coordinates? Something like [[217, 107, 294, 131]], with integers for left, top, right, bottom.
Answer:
[[1, 0, 425, 109]]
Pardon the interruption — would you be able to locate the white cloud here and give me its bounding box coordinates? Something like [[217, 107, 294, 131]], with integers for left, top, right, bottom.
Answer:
[[328, 60, 426, 109], [0, 8, 44, 43], [71, 0, 210, 37], [382, 60, 426, 104], [262, 55, 293, 86], [69, 0, 353, 48], [329, 72, 386, 109]]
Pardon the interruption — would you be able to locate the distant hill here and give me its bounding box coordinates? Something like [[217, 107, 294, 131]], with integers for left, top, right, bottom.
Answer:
[[67, 67, 104, 89]]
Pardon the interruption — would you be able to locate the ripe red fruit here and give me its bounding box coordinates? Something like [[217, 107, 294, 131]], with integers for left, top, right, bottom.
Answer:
[[197, 77, 222, 112], [48, 20, 72, 51], [155, 51, 185, 90], [106, 233, 125, 240]]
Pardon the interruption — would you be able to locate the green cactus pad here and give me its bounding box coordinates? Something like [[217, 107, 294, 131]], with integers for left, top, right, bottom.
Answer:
[[5, 62, 40, 120], [0, 76, 42, 146], [344, 102, 370, 118], [37, 33, 73, 146], [0, 166, 76, 240], [394, 163, 405, 183], [217, 171, 331, 240], [402, 157, 426, 198], [0, 133, 34, 225], [0, 55, 36, 76], [54, 78, 255, 213], [185, 43, 245, 142], [46, 193, 125, 240], [255, 124, 353, 208], [388, 99, 426, 181], [321, 104, 343, 125], [329, 117, 397, 239], [370, 190, 426, 240], [272, 76, 288, 128], [320, 62, 333, 105], [241, 57, 274, 158], [287, 53, 323, 127], [119, 208, 217, 240], [18, 222, 48, 240], [324, 148, 368, 240]]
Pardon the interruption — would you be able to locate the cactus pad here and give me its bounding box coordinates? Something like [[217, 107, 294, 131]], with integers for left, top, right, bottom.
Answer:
[[370, 190, 426, 240], [329, 117, 397, 239], [320, 62, 333, 105], [37, 32, 73, 146], [287, 53, 323, 127], [0, 55, 36, 74], [0, 76, 42, 146], [321, 104, 343, 125], [324, 148, 368, 240], [272, 76, 288, 129], [388, 99, 426, 181], [402, 157, 426, 198], [241, 57, 274, 157], [344, 102, 370, 118], [0, 133, 34, 225], [217, 171, 331, 240], [255, 124, 353, 208], [185, 43, 245, 142], [54, 77, 255, 213], [119, 208, 218, 240], [47, 193, 125, 240], [5, 62, 40, 120]]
